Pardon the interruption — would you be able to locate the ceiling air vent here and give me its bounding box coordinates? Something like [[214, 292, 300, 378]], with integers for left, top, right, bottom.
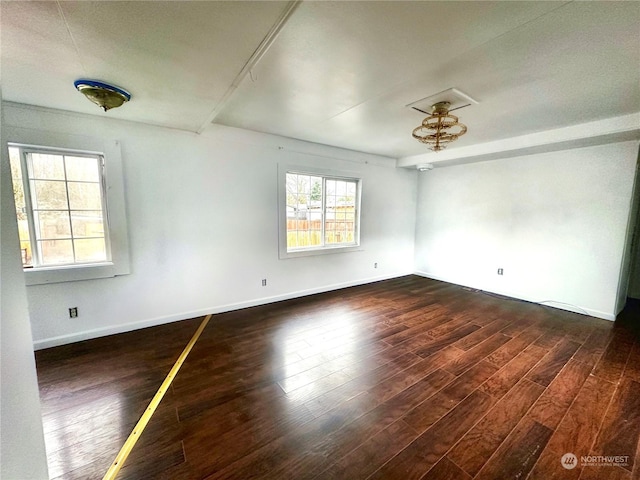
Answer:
[[406, 88, 478, 115]]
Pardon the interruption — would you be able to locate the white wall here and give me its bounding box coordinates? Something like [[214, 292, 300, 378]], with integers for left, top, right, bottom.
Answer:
[[1, 101, 50, 479], [414, 141, 640, 320], [623, 157, 640, 300], [628, 228, 640, 299], [5, 99, 637, 354], [616, 155, 640, 309], [2, 103, 417, 348]]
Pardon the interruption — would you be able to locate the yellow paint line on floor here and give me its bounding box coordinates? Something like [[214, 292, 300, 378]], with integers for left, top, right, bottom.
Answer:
[[102, 314, 211, 480]]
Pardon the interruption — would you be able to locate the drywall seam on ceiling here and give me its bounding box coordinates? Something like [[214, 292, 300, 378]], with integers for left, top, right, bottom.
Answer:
[[56, 0, 87, 76], [196, 0, 302, 134]]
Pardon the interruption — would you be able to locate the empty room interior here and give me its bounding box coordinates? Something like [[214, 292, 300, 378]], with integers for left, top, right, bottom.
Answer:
[[2, 1, 640, 479]]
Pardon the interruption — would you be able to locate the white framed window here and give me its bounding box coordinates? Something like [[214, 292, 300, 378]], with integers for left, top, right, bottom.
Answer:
[[279, 164, 362, 258], [5, 129, 130, 285], [10, 145, 110, 268]]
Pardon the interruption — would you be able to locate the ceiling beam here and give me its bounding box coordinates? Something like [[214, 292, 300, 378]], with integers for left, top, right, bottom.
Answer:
[[398, 113, 640, 169], [196, 0, 301, 134]]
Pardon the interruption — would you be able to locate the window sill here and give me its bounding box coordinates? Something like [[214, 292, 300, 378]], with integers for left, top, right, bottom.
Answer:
[[24, 261, 129, 285], [280, 244, 363, 259]]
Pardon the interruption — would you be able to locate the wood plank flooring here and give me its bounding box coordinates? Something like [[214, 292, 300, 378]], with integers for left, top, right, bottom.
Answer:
[[35, 276, 640, 479]]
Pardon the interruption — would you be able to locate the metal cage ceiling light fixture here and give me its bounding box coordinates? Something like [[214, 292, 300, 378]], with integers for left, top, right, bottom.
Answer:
[[74, 79, 131, 112], [412, 101, 467, 151]]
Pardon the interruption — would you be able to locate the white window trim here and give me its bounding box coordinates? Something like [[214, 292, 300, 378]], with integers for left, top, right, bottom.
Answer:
[[278, 163, 362, 259], [5, 127, 130, 285]]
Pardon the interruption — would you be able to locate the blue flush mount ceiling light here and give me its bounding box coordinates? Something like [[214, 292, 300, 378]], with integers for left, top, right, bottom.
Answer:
[[74, 79, 131, 112]]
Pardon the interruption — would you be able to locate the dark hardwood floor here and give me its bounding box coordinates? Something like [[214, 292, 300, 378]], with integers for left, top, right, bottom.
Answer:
[[35, 276, 640, 479]]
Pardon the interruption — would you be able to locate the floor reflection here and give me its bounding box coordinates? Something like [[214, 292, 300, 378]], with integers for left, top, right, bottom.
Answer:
[[42, 386, 127, 478], [278, 307, 360, 404]]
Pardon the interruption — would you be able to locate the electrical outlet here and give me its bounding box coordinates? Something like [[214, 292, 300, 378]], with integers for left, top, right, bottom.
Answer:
[[261, 279, 267, 286], [374, 262, 378, 269], [69, 307, 78, 318], [497, 268, 504, 275]]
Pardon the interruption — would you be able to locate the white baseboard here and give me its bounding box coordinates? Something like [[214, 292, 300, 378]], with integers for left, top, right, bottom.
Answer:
[[413, 270, 615, 321], [33, 271, 412, 350]]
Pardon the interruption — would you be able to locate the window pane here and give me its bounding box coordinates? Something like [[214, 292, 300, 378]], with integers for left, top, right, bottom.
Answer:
[[9, 147, 26, 218], [285, 172, 359, 252], [19, 239, 32, 267], [297, 230, 309, 247], [68, 182, 102, 210], [287, 231, 298, 249], [287, 174, 317, 250], [309, 211, 322, 230], [326, 206, 335, 221], [310, 177, 322, 204], [299, 175, 310, 194], [12, 145, 113, 270], [39, 239, 74, 265], [326, 179, 336, 196], [71, 211, 105, 237], [31, 153, 65, 180], [9, 147, 32, 267], [309, 230, 322, 246], [286, 173, 299, 203], [287, 192, 301, 209], [33, 180, 68, 209], [324, 216, 336, 230], [300, 201, 310, 222], [325, 177, 356, 246], [74, 238, 107, 263], [65, 156, 100, 182], [36, 211, 71, 239]]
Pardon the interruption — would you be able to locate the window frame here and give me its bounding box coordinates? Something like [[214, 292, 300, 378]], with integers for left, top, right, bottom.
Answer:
[[13, 145, 112, 268], [5, 127, 130, 285], [278, 163, 362, 259]]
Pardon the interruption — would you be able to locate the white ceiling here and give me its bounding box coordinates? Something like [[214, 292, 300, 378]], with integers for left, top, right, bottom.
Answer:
[[1, 1, 639, 159]]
